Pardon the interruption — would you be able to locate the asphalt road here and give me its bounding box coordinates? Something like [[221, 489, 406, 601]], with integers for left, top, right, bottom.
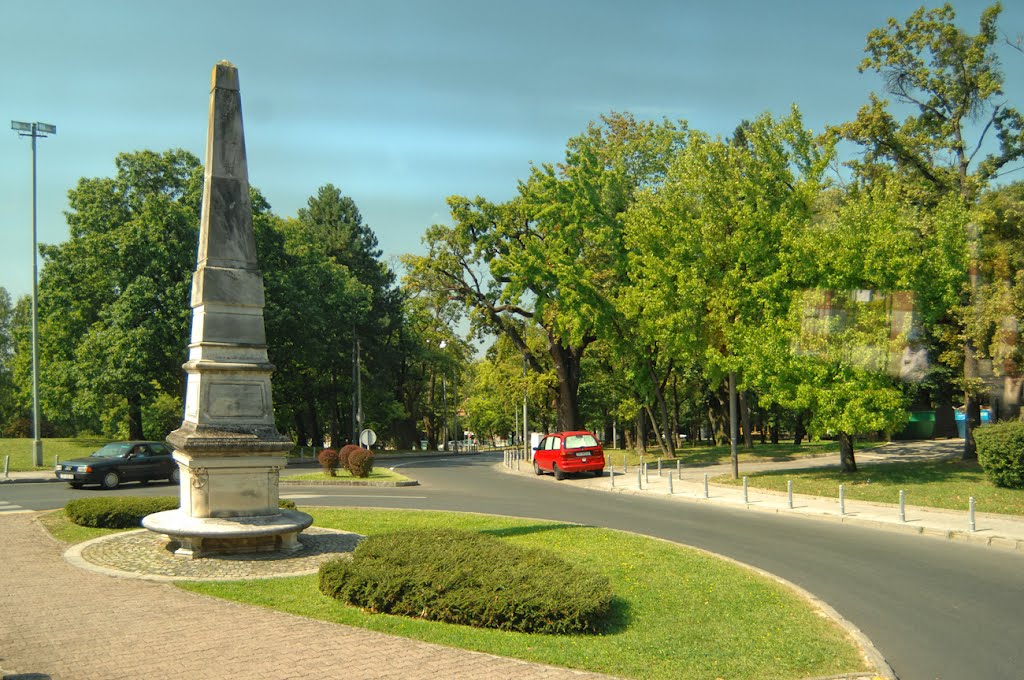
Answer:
[[6, 453, 1023, 680]]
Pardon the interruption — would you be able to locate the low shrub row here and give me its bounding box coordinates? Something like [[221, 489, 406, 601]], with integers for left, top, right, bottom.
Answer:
[[975, 420, 1024, 489], [65, 496, 179, 528], [319, 528, 613, 634], [65, 497, 299, 528]]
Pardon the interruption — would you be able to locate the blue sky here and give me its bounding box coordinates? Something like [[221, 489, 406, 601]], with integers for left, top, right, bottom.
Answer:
[[2, 0, 1021, 301]]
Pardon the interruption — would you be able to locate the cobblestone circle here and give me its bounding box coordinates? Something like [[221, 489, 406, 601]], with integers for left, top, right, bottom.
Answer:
[[69, 526, 361, 581]]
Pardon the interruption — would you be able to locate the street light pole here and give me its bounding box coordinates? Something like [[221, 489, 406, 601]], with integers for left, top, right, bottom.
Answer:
[[11, 121, 55, 468]]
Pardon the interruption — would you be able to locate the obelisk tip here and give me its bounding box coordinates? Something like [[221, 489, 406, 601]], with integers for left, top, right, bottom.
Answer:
[[211, 60, 239, 92]]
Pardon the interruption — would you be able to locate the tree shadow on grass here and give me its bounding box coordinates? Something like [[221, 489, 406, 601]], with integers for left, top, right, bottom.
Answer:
[[480, 523, 583, 539]]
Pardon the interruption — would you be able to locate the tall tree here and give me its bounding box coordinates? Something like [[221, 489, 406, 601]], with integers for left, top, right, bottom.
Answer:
[[404, 113, 684, 430], [839, 2, 1024, 458], [280, 184, 403, 447], [625, 108, 830, 471], [38, 150, 202, 438]]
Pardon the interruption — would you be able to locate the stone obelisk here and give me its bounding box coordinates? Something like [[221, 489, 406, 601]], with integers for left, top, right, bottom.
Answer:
[[144, 61, 312, 558]]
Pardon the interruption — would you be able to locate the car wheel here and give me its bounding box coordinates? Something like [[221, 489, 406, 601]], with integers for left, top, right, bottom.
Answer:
[[593, 469, 603, 478], [533, 460, 543, 476], [170, 467, 181, 485], [101, 471, 121, 490], [553, 464, 565, 481], [68, 482, 83, 489]]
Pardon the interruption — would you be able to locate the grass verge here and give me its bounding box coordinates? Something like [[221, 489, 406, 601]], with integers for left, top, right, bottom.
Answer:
[[178, 508, 869, 680], [37, 509, 124, 543], [604, 439, 885, 468], [284, 468, 413, 483], [715, 458, 1024, 516], [0, 437, 108, 471]]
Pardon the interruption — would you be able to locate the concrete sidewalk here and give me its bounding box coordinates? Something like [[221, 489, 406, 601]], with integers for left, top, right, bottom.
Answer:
[[505, 439, 1024, 553], [0, 511, 612, 680]]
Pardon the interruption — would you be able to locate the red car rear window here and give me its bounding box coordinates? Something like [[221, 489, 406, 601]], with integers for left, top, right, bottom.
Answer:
[[564, 434, 599, 449]]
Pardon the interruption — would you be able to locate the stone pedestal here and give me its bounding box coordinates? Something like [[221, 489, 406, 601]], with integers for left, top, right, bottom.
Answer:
[[142, 61, 311, 559]]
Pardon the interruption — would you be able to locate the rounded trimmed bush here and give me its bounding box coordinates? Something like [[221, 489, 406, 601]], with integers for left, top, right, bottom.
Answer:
[[975, 420, 1024, 488], [318, 448, 339, 476], [318, 528, 613, 634], [346, 447, 374, 478], [338, 444, 359, 472], [65, 496, 179, 528]]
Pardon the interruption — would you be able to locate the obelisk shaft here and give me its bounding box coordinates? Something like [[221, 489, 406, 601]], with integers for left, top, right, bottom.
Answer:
[[168, 60, 290, 521]]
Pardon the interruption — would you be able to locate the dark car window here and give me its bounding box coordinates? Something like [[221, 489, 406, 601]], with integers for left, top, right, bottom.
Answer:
[[91, 443, 134, 458], [549, 437, 561, 451]]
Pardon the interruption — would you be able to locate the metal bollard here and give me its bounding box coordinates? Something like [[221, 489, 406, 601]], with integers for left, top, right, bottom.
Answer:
[[787, 479, 793, 509], [839, 483, 845, 515], [54, 454, 60, 468], [623, 454, 627, 474], [677, 459, 681, 480], [743, 476, 748, 504], [703, 473, 709, 498], [637, 467, 642, 489], [644, 462, 649, 484], [658, 457, 663, 477], [611, 469, 616, 487], [969, 496, 976, 532], [668, 474, 673, 494], [3, 455, 8, 478], [899, 489, 906, 522]]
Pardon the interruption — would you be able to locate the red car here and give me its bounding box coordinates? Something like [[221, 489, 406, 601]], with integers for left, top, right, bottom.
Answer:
[[532, 430, 605, 480]]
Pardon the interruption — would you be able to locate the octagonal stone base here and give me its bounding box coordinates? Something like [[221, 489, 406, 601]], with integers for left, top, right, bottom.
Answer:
[[143, 509, 313, 559]]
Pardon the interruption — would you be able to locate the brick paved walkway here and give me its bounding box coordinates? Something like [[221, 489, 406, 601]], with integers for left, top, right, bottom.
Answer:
[[0, 513, 611, 680]]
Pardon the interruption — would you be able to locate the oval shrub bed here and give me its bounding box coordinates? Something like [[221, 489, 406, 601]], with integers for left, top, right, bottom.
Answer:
[[319, 528, 613, 634]]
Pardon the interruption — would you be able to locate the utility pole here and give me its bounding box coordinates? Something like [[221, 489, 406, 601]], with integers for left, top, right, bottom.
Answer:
[[11, 121, 56, 468]]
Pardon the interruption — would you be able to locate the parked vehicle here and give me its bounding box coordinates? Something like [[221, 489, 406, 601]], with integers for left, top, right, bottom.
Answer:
[[532, 430, 605, 480], [54, 441, 180, 489]]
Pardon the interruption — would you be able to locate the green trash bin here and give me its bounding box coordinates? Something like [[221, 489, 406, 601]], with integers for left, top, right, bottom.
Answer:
[[895, 410, 936, 440]]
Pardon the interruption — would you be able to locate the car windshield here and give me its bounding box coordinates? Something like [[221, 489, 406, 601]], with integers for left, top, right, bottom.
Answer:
[[90, 443, 134, 458], [564, 434, 598, 449]]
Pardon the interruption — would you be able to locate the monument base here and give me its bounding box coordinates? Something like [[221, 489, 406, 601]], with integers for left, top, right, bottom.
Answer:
[[142, 509, 313, 559]]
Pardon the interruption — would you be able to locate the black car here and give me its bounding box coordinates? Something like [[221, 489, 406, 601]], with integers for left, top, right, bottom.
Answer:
[[55, 441, 180, 489]]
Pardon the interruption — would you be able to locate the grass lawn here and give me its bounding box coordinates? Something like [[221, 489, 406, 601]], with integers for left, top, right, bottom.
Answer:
[[604, 439, 885, 469], [715, 458, 1024, 516], [0, 437, 108, 471], [178, 508, 871, 680], [284, 468, 413, 483]]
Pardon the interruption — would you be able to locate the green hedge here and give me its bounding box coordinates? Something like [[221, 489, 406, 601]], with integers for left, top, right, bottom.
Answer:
[[66, 496, 299, 528], [975, 420, 1024, 489], [65, 496, 180, 528], [319, 528, 613, 634]]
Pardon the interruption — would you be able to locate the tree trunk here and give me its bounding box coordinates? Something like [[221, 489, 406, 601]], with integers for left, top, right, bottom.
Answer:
[[635, 410, 647, 454], [729, 371, 739, 480], [963, 342, 981, 460], [740, 390, 753, 449], [794, 411, 807, 446], [644, 405, 668, 456], [839, 431, 857, 472], [306, 403, 323, 447], [293, 413, 308, 447], [329, 399, 342, 450], [648, 358, 675, 456], [549, 339, 584, 431], [127, 393, 144, 440]]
